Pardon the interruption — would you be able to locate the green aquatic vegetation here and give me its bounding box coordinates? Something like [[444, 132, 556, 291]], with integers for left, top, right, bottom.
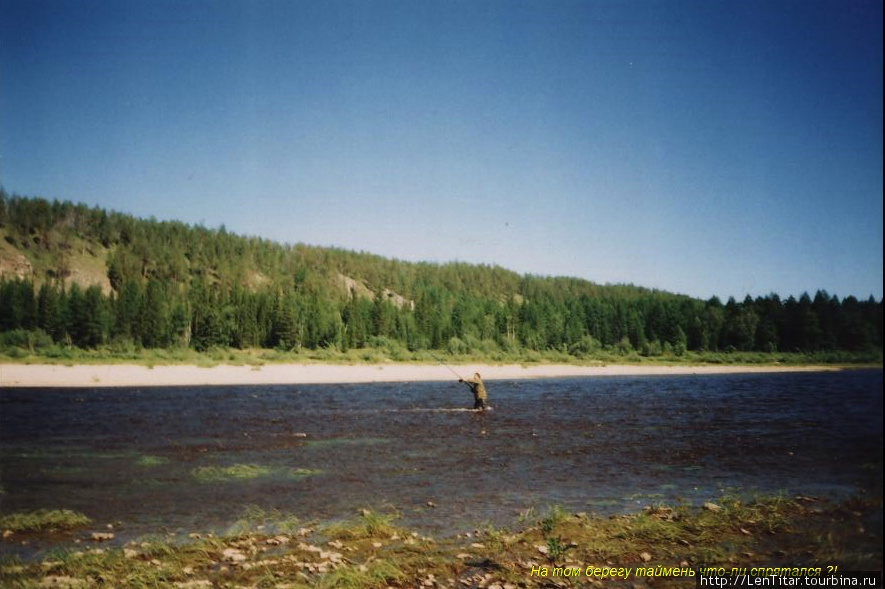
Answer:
[[290, 467, 324, 477], [136, 455, 169, 467], [0, 509, 91, 532], [191, 463, 322, 482], [192, 464, 273, 481]]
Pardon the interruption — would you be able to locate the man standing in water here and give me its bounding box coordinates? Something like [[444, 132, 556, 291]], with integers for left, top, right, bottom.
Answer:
[[459, 372, 488, 410]]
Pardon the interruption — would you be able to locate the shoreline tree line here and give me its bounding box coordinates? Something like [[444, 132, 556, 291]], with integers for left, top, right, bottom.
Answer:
[[1, 192, 882, 357]]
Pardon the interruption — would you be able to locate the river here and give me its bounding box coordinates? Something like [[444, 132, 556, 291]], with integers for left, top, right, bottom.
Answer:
[[1, 369, 881, 551]]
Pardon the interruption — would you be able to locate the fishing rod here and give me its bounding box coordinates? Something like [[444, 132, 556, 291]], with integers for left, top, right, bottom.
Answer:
[[428, 351, 465, 381]]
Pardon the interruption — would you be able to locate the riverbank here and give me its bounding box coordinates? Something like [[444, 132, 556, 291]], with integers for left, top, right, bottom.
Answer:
[[1, 496, 880, 588], [0, 361, 845, 387]]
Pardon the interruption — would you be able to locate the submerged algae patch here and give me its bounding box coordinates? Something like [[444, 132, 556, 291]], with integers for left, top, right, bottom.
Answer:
[[137, 455, 170, 467], [0, 509, 91, 532], [191, 464, 322, 482], [192, 464, 272, 481]]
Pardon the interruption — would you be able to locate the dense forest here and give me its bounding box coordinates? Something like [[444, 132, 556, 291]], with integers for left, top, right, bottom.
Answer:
[[0, 192, 882, 359]]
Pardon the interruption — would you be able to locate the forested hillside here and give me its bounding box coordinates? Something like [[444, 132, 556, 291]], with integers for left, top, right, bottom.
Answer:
[[1, 192, 882, 359]]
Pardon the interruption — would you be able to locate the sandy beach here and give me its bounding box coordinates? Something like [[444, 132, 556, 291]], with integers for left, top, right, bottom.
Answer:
[[0, 362, 841, 387]]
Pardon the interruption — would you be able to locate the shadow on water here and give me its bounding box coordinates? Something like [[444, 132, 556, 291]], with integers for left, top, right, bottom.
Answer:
[[1, 370, 882, 550]]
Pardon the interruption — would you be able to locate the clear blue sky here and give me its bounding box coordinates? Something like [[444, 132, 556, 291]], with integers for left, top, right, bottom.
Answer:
[[2, 0, 882, 301]]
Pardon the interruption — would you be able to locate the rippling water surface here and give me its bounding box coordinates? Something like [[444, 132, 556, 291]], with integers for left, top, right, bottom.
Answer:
[[1, 370, 881, 546]]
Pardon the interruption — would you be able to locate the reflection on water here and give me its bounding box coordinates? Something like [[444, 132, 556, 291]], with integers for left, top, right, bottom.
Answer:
[[1, 370, 881, 544]]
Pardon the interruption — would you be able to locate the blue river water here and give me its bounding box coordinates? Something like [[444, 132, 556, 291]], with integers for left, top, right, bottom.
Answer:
[[1, 369, 881, 547]]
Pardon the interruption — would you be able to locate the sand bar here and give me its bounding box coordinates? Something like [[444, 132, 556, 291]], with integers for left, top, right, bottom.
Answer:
[[0, 362, 841, 388]]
